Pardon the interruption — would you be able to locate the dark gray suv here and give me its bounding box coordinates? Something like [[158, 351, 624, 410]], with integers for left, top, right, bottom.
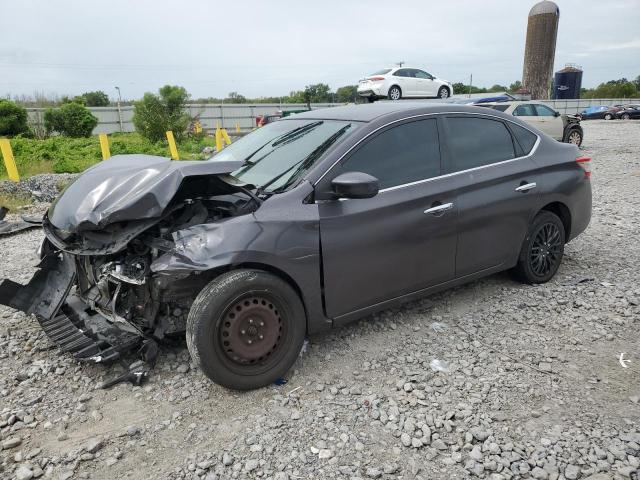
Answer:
[[0, 103, 592, 390]]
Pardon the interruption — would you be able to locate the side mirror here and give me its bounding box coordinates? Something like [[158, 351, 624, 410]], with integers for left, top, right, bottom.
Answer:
[[554, 111, 561, 117], [331, 171, 379, 199]]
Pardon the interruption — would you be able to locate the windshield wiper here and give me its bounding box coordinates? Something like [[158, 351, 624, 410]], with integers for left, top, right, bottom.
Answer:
[[260, 124, 352, 193], [271, 121, 323, 147]]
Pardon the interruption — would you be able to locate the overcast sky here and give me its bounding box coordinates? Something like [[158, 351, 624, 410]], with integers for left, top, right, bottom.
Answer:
[[1, 0, 639, 101]]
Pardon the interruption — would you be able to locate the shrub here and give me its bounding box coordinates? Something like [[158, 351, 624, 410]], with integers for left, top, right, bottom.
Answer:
[[133, 85, 191, 142], [44, 102, 98, 137], [0, 99, 30, 136], [79, 90, 110, 107]]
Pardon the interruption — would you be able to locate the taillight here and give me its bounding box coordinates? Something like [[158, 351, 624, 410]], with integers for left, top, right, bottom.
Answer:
[[576, 156, 591, 178], [368, 76, 385, 81]]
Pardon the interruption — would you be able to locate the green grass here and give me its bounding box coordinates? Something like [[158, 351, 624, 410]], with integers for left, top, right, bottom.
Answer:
[[0, 133, 217, 180], [0, 192, 32, 211]]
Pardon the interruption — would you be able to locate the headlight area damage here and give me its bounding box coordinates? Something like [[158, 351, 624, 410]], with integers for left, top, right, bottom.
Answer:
[[0, 154, 259, 387]]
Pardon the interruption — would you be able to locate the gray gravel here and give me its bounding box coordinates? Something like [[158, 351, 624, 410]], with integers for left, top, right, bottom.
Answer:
[[0, 173, 78, 203], [1, 120, 639, 480]]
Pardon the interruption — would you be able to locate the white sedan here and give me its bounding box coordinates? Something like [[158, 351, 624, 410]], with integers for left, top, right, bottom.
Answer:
[[357, 67, 453, 101]]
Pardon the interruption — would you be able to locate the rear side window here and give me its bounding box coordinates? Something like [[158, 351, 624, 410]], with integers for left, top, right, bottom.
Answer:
[[446, 117, 515, 172], [340, 119, 440, 189], [370, 69, 391, 75], [488, 105, 510, 112], [394, 69, 411, 77], [513, 104, 536, 116], [509, 122, 538, 154]]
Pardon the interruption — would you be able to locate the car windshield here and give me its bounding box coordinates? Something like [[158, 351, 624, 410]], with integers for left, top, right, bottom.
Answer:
[[209, 119, 358, 192]]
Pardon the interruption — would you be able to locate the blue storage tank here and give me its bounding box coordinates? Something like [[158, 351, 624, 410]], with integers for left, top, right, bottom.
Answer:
[[553, 65, 583, 99]]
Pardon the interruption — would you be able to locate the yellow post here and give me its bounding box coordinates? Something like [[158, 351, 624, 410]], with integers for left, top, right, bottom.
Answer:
[[99, 133, 111, 160], [221, 129, 232, 145], [166, 131, 179, 160], [235, 122, 240, 134], [194, 121, 202, 135], [0, 139, 20, 182], [215, 128, 223, 152]]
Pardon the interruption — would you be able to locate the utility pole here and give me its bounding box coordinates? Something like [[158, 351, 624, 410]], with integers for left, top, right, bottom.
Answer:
[[467, 74, 473, 98], [115, 86, 123, 132], [397, 61, 405, 67]]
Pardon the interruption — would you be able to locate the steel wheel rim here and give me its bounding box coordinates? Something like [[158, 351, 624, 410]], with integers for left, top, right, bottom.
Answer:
[[529, 223, 562, 277], [568, 131, 581, 144], [390, 88, 400, 100], [220, 296, 284, 366], [439, 89, 449, 98]]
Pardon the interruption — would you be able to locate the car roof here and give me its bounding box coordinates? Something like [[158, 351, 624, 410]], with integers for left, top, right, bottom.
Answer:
[[285, 102, 508, 123]]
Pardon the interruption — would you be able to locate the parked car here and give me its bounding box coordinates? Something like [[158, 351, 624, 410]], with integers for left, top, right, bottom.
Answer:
[[0, 103, 592, 390], [479, 101, 584, 145], [578, 105, 621, 120], [615, 104, 640, 120], [357, 67, 453, 101]]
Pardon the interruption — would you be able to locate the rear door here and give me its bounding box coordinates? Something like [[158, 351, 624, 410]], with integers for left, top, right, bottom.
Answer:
[[392, 69, 416, 96], [317, 118, 457, 319], [533, 104, 564, 139], [442, 115, 541, 277]]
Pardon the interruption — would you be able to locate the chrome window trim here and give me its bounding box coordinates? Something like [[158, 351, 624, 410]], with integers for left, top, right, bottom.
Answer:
[[313, 111, 541, 193]]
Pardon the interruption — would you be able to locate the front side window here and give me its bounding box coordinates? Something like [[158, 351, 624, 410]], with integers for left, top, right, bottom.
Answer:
[[534, 104, 558, 116], [446, 117, 515, 172], [513, 104, 537, 116], [212, 119, 359, 192], [414, 70, 432, 79], [337, 119, 441, 190]]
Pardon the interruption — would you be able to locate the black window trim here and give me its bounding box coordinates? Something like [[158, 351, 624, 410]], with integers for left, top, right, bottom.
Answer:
[[313, 112, 540, 196]]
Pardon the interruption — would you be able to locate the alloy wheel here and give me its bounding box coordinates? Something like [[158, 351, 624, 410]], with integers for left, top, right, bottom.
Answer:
[[622, 114, 630, 120], [604, 113, 612, 120], [389, 87, 401, 100], [529, 223, 563, 277], [568, 131, 582, 145], [439, 88, 449, 99]]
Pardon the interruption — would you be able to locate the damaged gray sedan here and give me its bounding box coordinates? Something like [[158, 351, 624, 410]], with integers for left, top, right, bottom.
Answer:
[[0, 103, 592, 390]]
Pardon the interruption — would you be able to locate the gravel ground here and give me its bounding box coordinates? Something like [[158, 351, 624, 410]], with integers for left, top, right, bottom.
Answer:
[[0, 120, 639, 480], [0, 174, 79, 203]]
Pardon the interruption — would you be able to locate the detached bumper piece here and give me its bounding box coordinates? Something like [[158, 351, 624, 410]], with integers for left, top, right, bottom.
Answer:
[[0, 252, 142, 364]]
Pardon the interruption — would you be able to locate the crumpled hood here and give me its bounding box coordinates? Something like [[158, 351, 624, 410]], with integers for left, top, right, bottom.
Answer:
[[49, 154, 243, 232]]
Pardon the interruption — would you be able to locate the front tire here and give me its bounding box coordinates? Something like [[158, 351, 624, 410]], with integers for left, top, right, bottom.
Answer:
[[621, 113, 630, 120], [388, 86, 402, 100], [565, 128, 583, 146], [437, 87, 450, 99], [187, 269, 306, 390], [367, 96, 376, 103], [512, 211, 565, 284], [604, 113, 613, 120]]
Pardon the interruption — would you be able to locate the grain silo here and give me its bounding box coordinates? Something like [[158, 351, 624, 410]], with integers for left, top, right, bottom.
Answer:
[[522, 1, 560, 100], [552, 64, 583, 99]]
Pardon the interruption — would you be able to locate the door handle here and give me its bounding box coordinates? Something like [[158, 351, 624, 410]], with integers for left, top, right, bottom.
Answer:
[[424, 202, 453, 215], [515, 182, 537, 192]]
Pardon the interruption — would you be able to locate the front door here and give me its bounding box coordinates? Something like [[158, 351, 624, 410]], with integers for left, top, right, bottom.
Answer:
[[317, 118, 457, 319], [533, 104, 564, 140], [414, 69, 436, 97]]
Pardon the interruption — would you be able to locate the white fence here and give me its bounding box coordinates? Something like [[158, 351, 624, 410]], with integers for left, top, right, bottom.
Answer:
[[25, 103, 343, 135], [24, 98, 636, 136]]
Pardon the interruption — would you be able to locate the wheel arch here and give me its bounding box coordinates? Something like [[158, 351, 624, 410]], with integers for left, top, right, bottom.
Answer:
[[539, 201, 572, 240], [199, 262, 311, 333]]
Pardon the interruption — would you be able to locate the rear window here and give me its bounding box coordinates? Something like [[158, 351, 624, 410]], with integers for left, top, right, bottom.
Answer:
[[446, 117, 515, 172], [370, 69, 391, 75], [509, 123, 538, 154], [487, 105, 510, 112]]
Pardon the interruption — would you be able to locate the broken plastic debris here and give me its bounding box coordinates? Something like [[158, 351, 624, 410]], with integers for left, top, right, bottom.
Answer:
[[431, 322, 448, 333], [274, 377, 288, 386], [299, 339, 309, 358], [430, 359, 450, 373]]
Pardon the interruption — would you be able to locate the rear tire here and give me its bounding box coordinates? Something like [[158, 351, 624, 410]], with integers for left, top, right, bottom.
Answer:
[[388, 86, 402, 101], [512, 211, 565, 284], [186, 269, 306, 390], [604, 113, 613, 120], [437, 87, 450, 99], [367, 96, 376, 103], [622, 113, 630, 120]]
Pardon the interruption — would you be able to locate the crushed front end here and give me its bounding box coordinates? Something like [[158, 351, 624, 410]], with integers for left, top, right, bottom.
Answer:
[[0, 154, 256, 370]]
